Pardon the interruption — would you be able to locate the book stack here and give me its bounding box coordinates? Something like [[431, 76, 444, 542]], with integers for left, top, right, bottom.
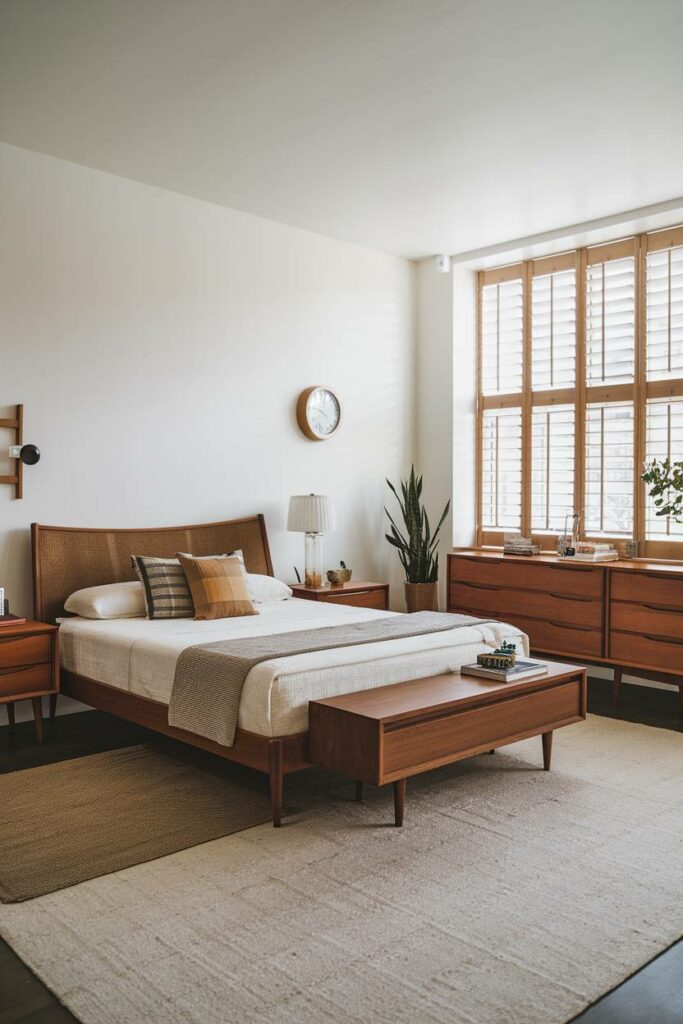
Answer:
[[0, 613, 26, 627], [572, 542, 619, 562], [461, 658, 548, 683]]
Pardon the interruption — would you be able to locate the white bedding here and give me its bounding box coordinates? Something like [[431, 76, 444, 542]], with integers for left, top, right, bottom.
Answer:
[[58, 599, 529, 737]]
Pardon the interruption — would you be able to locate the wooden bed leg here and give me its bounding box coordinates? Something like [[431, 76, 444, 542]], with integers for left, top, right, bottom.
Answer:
[[269, 739, 283, 828]]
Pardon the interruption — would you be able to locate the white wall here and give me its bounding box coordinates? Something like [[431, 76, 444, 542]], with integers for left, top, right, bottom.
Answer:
[[0, 143, 417, 619], [416, 261, 477, 608]]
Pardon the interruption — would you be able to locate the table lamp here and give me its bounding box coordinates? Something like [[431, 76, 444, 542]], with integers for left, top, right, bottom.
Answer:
[[287, 494, 336, 587]]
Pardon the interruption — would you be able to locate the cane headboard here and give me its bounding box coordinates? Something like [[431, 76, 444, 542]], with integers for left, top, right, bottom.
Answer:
[[32, 515, 274, 623]]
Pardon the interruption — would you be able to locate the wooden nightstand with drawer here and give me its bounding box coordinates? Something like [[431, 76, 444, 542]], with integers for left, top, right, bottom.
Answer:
[[0, 621, 59, 743], [291, 582, 389, 610]]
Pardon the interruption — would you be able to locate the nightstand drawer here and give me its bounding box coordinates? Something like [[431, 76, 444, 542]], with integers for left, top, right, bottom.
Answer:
[[326, 589, 387, 610], [0, 663, 52, 697], [0, 633, 52, 669]]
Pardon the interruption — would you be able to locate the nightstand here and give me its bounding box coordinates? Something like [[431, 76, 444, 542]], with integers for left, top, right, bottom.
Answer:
[[0, 621, 59, 743], [291, 582, 389, 611]]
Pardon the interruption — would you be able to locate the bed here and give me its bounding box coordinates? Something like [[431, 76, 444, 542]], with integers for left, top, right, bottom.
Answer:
[[32, 516, 528, 825]]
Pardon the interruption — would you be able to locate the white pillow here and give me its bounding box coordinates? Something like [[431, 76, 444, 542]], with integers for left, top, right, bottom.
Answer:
[[246, 574, 292, 603], [65, 581, 146, 619]]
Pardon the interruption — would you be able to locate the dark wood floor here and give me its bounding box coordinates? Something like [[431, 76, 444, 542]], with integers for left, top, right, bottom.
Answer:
[[0, 677, 681, 1024]]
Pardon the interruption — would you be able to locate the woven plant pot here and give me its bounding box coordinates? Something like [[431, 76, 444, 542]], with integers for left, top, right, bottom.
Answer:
[[404, 581, 439, 613]]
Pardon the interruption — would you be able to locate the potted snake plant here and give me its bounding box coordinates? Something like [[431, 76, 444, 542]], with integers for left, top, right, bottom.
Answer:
[[385, 466, 450, 612]]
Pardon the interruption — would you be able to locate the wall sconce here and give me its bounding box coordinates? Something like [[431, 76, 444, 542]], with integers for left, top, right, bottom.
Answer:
[[0, 405, 40, 499]]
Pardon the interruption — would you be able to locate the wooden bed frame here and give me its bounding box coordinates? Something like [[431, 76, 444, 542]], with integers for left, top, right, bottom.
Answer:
[[32, 515, 312, 826]]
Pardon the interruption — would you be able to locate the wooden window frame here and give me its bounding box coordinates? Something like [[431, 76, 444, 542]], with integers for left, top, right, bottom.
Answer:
[[476, 229, 683, 560]]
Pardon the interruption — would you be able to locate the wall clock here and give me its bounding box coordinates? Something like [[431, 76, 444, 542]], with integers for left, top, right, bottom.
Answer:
[[296, 386, 341, 441]]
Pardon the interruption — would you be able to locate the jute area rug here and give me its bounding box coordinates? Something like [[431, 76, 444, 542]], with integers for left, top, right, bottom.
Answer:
[[0, 744, 272, 902], [0, 716, 681, 1024]]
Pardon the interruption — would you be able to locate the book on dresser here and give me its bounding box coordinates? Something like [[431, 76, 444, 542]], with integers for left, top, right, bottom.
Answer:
[[461, 659, 549, 683]]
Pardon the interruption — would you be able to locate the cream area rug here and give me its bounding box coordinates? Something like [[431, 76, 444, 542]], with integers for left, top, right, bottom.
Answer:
[[0, 716, 681, 1024]]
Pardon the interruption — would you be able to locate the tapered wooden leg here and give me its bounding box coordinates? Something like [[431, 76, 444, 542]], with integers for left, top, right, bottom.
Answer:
[[355, 780, 364, 802], [32, 697, 44, 744], [542, 731, 553, 771], [269, 739, 283, 828], [394, 778, 406, 827], [612, 666, 623, 707], [678, 685, 683, 718], [6, 702, 15, 734], [488, 748, 495, 754], [49, 693, 58, 719]]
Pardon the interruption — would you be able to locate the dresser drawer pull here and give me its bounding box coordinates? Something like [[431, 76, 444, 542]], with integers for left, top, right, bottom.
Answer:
[[549, 593, 593, 603], [459, 581, 501, 592], [643, 633, 683, 646], [643, 603, 682, 613], [549, 620, 594, 633]]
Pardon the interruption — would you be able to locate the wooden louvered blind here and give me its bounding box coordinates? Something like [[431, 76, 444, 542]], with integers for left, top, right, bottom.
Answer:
[[584, 402, 634, 536], [481, 408, 522, 530], [531, 405, 575, 532], [478, 228, 683, 557], [480, 279, 523, 395], [585, 256, 635, 385], [646, 397, 683, 540], [531, 269, 576, 390], [646, 246, 683, 381]]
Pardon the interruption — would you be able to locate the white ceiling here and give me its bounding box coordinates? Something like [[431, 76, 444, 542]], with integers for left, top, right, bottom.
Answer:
[[1, 0, 682, 259]]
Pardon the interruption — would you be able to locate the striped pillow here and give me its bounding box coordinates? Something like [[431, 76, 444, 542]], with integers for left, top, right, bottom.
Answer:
[[177, 553, 258, 620], [132, 556, 195, 619]]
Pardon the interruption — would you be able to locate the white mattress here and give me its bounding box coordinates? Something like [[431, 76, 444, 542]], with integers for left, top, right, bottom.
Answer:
[[58, 599, 529, 737]]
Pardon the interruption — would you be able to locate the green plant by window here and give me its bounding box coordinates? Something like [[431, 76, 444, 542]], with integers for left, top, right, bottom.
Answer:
[[642, 458, 683, 523]]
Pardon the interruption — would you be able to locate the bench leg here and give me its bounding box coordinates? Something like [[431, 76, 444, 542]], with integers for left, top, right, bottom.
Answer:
[[394, 778, 406, 827], [542, 731, 553, 771], [269, 739, 283, 827]]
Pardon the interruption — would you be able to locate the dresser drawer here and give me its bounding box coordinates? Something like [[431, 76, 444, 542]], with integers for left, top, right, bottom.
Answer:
[[0, 633, 52, 669], [509, 615, 603, 658], [611, 570, 683, 608], [610, 631, 683, 674], [449, 581, 602, 628], [325, 589, 387, 610], [0, 663, 52, 698], [610, 602, 683, 640], [449, 556, 603, 599], [381, 680, 582, 779]]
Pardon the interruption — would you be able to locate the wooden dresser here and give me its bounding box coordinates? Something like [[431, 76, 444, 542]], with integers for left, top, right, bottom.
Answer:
[[448, 550, 683, 711]]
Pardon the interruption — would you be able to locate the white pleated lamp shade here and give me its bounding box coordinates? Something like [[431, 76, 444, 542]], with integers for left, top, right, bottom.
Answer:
[[287, 494, 336, 534]]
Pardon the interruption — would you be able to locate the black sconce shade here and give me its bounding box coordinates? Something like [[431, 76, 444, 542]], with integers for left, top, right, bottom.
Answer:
[[19, 444, 40, 466]]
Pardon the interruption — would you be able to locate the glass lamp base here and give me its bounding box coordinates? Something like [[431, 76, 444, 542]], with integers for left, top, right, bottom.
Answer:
[[304, 533, 324, 588]]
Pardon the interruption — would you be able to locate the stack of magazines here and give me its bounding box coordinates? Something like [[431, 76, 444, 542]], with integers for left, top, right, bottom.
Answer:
[[461, 659, 548, 683]]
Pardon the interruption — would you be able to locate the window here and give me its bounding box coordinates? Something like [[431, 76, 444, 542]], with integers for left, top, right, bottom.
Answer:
[[477, 226, 683, 557]]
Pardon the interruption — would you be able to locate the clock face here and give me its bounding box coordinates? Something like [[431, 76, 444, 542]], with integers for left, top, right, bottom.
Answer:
[[307, 387, 340, 439]]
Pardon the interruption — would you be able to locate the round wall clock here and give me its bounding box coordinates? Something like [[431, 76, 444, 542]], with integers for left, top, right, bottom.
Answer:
[[296, 386, 341, 441]]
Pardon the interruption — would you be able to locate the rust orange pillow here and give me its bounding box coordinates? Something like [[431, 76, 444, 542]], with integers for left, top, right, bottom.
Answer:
[[176, 553, 258, 620]]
